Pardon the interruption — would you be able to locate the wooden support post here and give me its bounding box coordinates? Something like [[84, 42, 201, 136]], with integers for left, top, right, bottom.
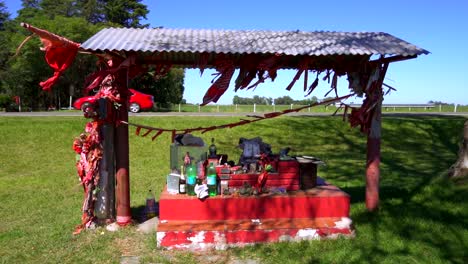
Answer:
[[115, 73, 131, 226], [366, 108, 381, 211], [365, 62, 388, 211], [95, 120, 115, 222]]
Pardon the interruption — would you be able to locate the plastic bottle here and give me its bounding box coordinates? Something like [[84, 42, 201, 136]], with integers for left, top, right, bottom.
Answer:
[[206, 162, 217, 196], [186, 164, 197, 196], [145, 190, 157, 219], [179, 166, 186, 194]]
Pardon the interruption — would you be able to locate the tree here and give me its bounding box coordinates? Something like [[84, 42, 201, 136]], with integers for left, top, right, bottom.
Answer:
[[0, 0, 10, 30], [1, 0, 183, 111], [131, 68, 185, 109], [40, 0, 80, 18], [75, 0, 149, 27], [294, 96, 318, 105], [274, 95, 293, 105], [0, 1, 13, 98], [233, 95, 271, 105], [428, 100, 449, 105], [79, 0, 105, 24], [102, 0, 149, 27], [2, 10, 101, 110], [22, 0, 40, 8]]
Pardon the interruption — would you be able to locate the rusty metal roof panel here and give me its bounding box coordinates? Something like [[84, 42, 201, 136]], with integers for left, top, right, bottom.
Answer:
[[80, 28, 429, 57]]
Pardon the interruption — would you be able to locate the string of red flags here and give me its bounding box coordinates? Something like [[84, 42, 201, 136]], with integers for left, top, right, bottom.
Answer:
[[121, 93, 356, 142]]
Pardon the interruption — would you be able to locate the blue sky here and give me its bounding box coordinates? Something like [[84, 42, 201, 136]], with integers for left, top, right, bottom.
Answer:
[[5, 0, 468, 105]]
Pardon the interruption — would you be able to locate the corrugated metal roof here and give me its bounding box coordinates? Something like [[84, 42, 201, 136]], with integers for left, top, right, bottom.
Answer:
[[80, 28, 429, 57]]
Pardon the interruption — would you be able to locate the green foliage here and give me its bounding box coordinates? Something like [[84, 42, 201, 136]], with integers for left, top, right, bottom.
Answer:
[[0, 93, 12, 107], [0, 0, 10, 30], [21, 0, 40, 9], [18, 0, 149, 27], [233, 95, 272, 105], [0, 0, 153, 110], [102, 0, 149, 28], [0, 116, 467, 263], [233, 95, 318, 105], [132, 68, 185, 109], [274, 95, 294, 105], [295, 95, 318, 105], [0, 12, 102, 109], [40, 0, 80, 18]]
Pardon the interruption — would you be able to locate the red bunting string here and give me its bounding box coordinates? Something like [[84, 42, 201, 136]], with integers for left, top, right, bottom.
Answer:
[[121, 93, 356, 141], [151, 130, 164, 141], [141, 129, 153, 137]]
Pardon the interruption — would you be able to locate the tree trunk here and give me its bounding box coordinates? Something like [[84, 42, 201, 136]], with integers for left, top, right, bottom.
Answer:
[[449, 120, 468, 179]]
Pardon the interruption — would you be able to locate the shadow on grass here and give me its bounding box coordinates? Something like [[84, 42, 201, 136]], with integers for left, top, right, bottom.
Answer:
[[222, 116, 468, 263], [130, 204, 159, 224]]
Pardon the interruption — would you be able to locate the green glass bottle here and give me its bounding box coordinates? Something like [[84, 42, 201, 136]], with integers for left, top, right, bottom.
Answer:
[[186, 164, 197, 196], [206, 162, 217, 196]]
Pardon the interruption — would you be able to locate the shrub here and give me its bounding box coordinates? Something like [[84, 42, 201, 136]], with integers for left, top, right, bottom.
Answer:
[[0, 94, 13, 108]]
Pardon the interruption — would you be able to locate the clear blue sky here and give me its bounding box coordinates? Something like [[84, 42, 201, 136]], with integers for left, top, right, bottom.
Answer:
[[5, 0, 468, 105]]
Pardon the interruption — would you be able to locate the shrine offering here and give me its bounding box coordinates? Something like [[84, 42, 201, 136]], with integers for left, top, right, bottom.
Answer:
[[145, 190, 157, 219], [179, 166, 186, 194], [206, 162, 217, 196], [166, 173, 181, 194], [170, 143, 207, 171], [186, 164, 197, 196], [209, 138, 217, 158]]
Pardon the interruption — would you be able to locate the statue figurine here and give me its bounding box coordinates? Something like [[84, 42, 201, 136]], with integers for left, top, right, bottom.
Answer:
[[184, 151, 191, 166], [209, 138, 217, 158]]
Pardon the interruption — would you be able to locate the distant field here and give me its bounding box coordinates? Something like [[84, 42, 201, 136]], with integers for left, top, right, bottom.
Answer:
[[163, 104, 468, 113], [0, 115, 467, 263]]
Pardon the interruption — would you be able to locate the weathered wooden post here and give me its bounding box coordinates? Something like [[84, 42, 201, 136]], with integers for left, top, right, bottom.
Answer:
[[95, 98, 115, 222], [115, 70, 131, 225], [365, 62, 389, 211], [366, 102, 382, 211]]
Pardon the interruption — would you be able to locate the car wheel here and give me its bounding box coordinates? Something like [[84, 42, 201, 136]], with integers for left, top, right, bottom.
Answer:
[[129, 103, 140, 113], [81, 102, 91, 111]]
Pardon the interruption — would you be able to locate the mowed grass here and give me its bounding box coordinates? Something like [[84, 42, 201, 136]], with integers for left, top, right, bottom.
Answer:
[[0, 115, 467, 263]]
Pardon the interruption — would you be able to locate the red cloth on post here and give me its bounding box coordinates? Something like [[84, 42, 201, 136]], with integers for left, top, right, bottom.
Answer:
[[39, 44, 79, 91], [21, 23, 80, 91]]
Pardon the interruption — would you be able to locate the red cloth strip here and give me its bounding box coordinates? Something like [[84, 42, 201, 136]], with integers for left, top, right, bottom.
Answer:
[[21, 23, 80, 91], [151, 130, 164, 141], [141, 129, 153, 137]]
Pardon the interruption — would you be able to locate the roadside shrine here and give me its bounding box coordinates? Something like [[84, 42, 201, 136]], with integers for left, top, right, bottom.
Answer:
[[20, 23, 428, 249]]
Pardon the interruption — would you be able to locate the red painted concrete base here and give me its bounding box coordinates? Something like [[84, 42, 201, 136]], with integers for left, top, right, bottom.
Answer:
[[157, 218, 354, 250], [157, 178, 353, 250]]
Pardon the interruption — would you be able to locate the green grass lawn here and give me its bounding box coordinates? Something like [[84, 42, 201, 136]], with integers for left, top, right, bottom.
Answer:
[[1, 115, 467, 263]]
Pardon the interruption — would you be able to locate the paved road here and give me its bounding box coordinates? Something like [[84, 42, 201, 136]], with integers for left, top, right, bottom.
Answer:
[[1, 111, 467, 117]]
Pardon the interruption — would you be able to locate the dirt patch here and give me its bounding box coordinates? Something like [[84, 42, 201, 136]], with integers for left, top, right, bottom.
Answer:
[[115, 236, 146, 257]]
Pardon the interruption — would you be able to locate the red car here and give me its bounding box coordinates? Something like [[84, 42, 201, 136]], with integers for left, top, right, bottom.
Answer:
[[73, 89, 154, 113]]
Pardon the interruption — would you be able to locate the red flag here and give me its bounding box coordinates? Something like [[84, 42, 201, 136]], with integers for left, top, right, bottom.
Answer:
[[21, 23, 80, 91]]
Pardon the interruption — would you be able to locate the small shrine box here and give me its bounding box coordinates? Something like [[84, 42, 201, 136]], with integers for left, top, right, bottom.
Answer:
[[169, 144, 207, 170]]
